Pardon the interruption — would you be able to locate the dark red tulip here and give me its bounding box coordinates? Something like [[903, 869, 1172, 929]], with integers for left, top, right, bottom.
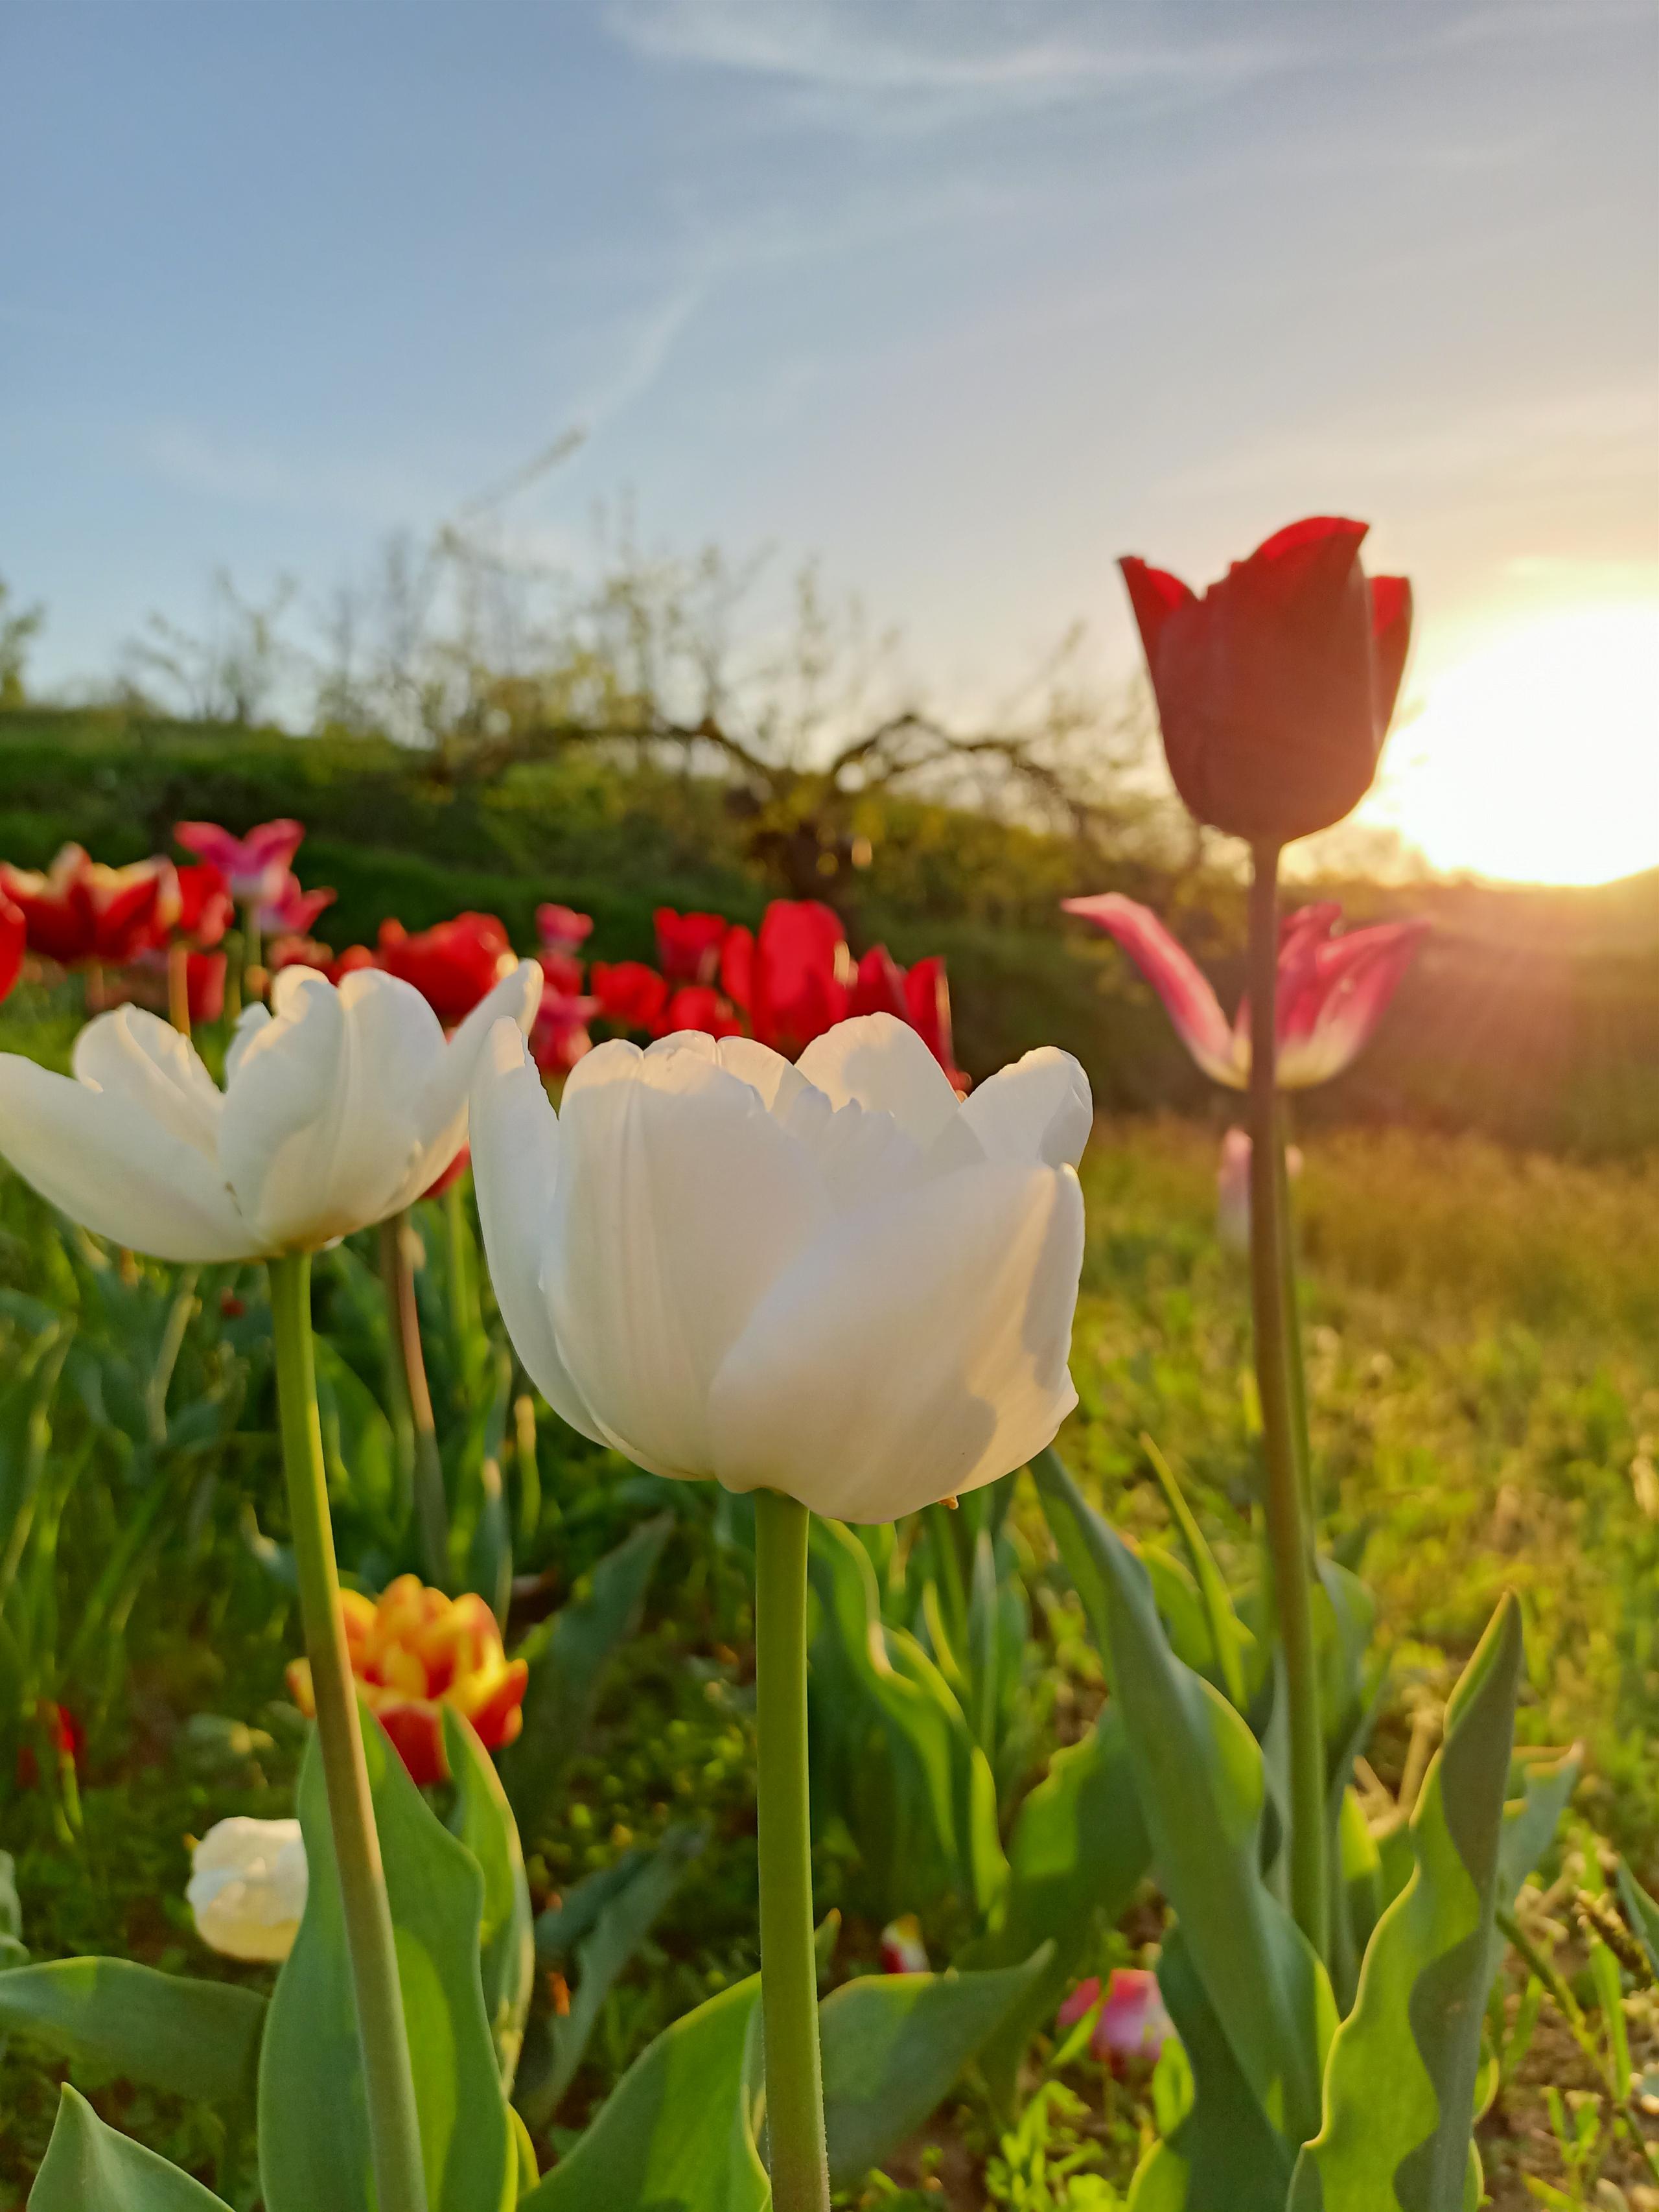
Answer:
[[658, 984, 743, 1040], [590, 960, 670, 1034], [1122, 517, 1412, 845], [0, 845, 172, 966], [654, 907, 730, 986], [373, 913, 515, 1026], [0, 896, 23, 1005], [747, 902, 851, 1057]]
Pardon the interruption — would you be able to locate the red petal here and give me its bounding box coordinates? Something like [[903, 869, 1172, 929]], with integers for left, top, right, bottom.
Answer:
[[0, 897, 23, 1005], [1063, 894, 1240, 1086], [1242, 516, 1367, 614], [720, 925, 754, 1011], [1370, 575, 1413, 729], [850, 945, 909, 1021], [1119, 558, 1194, 661]]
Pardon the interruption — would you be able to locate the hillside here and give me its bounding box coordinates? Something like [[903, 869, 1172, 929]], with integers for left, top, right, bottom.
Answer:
[[2, 705, 1654, 1153]]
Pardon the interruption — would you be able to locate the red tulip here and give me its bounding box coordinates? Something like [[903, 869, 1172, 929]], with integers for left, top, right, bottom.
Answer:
[[0, 896, 22, 1006], [1063, 892, 1426, 1089], [657, 984, 743, 1039], [746, 901, 852, 1056], [850, 943, 964, 1086], [536, 903, 594, 956], [170, 863, 233, 949], [373, 913, 516, 1027], [654, 907, 730, 986], [538, 948, 586, 999], [1122, 517, 1411, 844], [174, 818, 305, 907], [327, 943, 378, 986], [531, 989, 599, 1075], [254, 872, 336, 938], [590, 960, 670, 1034], [1058, 1970, 1174, 2071], [849, 944, 909, 1021], [0, 845, 172, 966]]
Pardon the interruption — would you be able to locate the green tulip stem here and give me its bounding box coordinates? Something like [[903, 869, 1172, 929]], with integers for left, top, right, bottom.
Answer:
[[1277, 1104, 1314, 1512], [268, 1250, 429, 2212], [753, 1487, 830, 2212], [378, 1212, 450, 1589], [242, 905, 263, 987], [1247, 843, 1328, 1962], [443, 1174, 481, 1364]]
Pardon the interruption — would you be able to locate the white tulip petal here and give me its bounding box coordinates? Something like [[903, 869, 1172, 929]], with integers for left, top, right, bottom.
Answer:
[[0, 1055, 251, 1261], [795, 1014, 962, 1147], [224, 1001, 273, 1088], [469, 1021, 606, 1445], [958, 1047, 1094, 1168], [73, 1007, 223, 1157], [410, 960, 544, 1193], [222, 969, 432, 1248], [709, 1160, 1084, 1522], [549, 1040, 830, 1478], [798, 1100, 926, 1214], [710, 1036, 813, 1118]]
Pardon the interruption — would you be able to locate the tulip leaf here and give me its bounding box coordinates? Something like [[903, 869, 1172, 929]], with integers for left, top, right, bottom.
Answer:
[[516, 1824, 704, 2130], [502, 1514, 672, 1839], [259, 1706, 513, 2212], [517, 1977, 769, 2212], [808, 1517, 1007, 1921], [30, 2086, 233, 2211], [444, 1705, 535, 2091], [1034, 1450, 1334, 2152], [1288, 1593, 1524, 2212], [0, 1957, 264, 2108], [1616, 1861, 1659, 1979], [957, 1710, 1151, 2110], [1497, 1745, 1580, 1905], [820, 1949, 1052, 2188]]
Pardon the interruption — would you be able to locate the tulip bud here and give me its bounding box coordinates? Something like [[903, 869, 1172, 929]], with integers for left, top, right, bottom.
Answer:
[[187, 1816, 308, 1962], [1122, 517, 1412, 845]]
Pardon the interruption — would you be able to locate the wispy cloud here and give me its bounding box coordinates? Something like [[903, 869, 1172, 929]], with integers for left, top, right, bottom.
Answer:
[[135, 420, 439, 525]]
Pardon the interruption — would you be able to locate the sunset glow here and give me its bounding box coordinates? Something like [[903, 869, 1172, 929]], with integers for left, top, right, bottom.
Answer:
[[1373, 603, 1659, 885]]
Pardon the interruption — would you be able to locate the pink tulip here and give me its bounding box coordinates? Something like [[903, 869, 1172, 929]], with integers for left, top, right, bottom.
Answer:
[[175, 819, 305, 908], [1216, 1128, 1302, 1253], [536, 903, 594, 956], [1062, 892, 1425, 1089], [253, 872, 336, 937], [1057, 1968, 1174, 2070]]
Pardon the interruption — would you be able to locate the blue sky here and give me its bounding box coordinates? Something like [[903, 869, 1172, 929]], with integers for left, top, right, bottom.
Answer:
[[3, 1, 1656, 728]]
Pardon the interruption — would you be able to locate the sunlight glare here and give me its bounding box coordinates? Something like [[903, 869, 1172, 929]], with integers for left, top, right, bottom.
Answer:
[[1373, 603, 1659, 885]]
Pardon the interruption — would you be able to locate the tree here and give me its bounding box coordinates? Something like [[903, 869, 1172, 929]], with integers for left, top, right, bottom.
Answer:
[[0, 575, 45, 710]]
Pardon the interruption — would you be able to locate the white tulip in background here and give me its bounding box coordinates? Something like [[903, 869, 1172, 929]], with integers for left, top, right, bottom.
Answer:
[[0, 961, 541, 1261], [187, 1816, 308, 1962], [471, 1012, 1091, 1523]]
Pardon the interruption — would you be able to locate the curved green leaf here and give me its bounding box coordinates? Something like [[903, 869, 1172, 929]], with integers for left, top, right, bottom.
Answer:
[[444, 1705, 535, 2091], [0, 1957, 262, 2109], [1289, 1593, 1524, 2212], [820, 1950, 1050, 2188], [1616, 1859, 1659, 1979], [1034, 1451, 1334, 2151], [518, 1978, 769, 2212], [502, 1515, 671, 1838], [958, 1711, 1150, 2109], [259, 1707, 513, 2212], [1143, 1929, 1298, 2212], [30, 2086, 231, 2211]]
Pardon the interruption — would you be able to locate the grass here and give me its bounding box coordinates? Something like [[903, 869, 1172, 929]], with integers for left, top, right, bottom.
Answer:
[[0, 1112, 1655, 2204]]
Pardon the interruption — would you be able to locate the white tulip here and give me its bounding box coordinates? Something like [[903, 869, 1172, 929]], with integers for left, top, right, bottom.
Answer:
[[471, 1012, 1090, 1523], [0, 961, 541, 1261], [187, 1816, 308, 1963]]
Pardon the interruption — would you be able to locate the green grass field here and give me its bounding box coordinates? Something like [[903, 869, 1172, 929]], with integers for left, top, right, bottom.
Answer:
[[1, 1113, 1654, 2203]]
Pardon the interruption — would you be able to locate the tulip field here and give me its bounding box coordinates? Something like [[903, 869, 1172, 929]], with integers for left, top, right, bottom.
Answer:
[[0, 518, 1653, 2212]]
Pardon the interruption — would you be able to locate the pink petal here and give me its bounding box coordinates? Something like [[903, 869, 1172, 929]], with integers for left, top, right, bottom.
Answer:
[[1057, 1975, 1102, 2030], [1279, 919, 1428, 1087], [1096, 1968, 1174, 2066], [1063, 894, 1240, 1086]]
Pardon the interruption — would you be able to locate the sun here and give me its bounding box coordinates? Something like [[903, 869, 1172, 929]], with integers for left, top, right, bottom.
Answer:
[[1369, 602, 1659, 885]]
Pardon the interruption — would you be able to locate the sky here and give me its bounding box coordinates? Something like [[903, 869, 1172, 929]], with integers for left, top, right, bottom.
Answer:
[[2, 1, 1656, 879]]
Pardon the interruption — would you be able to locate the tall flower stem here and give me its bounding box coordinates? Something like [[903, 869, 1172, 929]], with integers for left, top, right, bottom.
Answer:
[[268, 1252, 428, 2212], [1246, 843, 1328, 1961], [1276, 1113, 1314, 1511], [377, 1213, 450, 1588], [753, 1487, 830, 2212], [443, 1176, 480, 1367]]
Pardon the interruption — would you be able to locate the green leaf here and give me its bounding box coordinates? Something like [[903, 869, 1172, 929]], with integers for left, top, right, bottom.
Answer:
[[501, 1515, 672, 1838], [0, 1958, 262, 2109], [259, 1708, 513, 2212], [444, 1706, 535, 2091], [1289, 1593, 1524, 2212], [518, 1979, 769, 2212], [1141, 1434, 1249, 1710], [819, 1950, 1051, 2188], [517, 1825, 704, 2129], [1497, 1747, 1579, 1904], [957, 1711, 1150, 2109], [30, 2086, 231, 2211], [1034, 1450, 1334, 2152], [1616, 1860, 1659, 1979], [1147, 1928, 1300, 2212]]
